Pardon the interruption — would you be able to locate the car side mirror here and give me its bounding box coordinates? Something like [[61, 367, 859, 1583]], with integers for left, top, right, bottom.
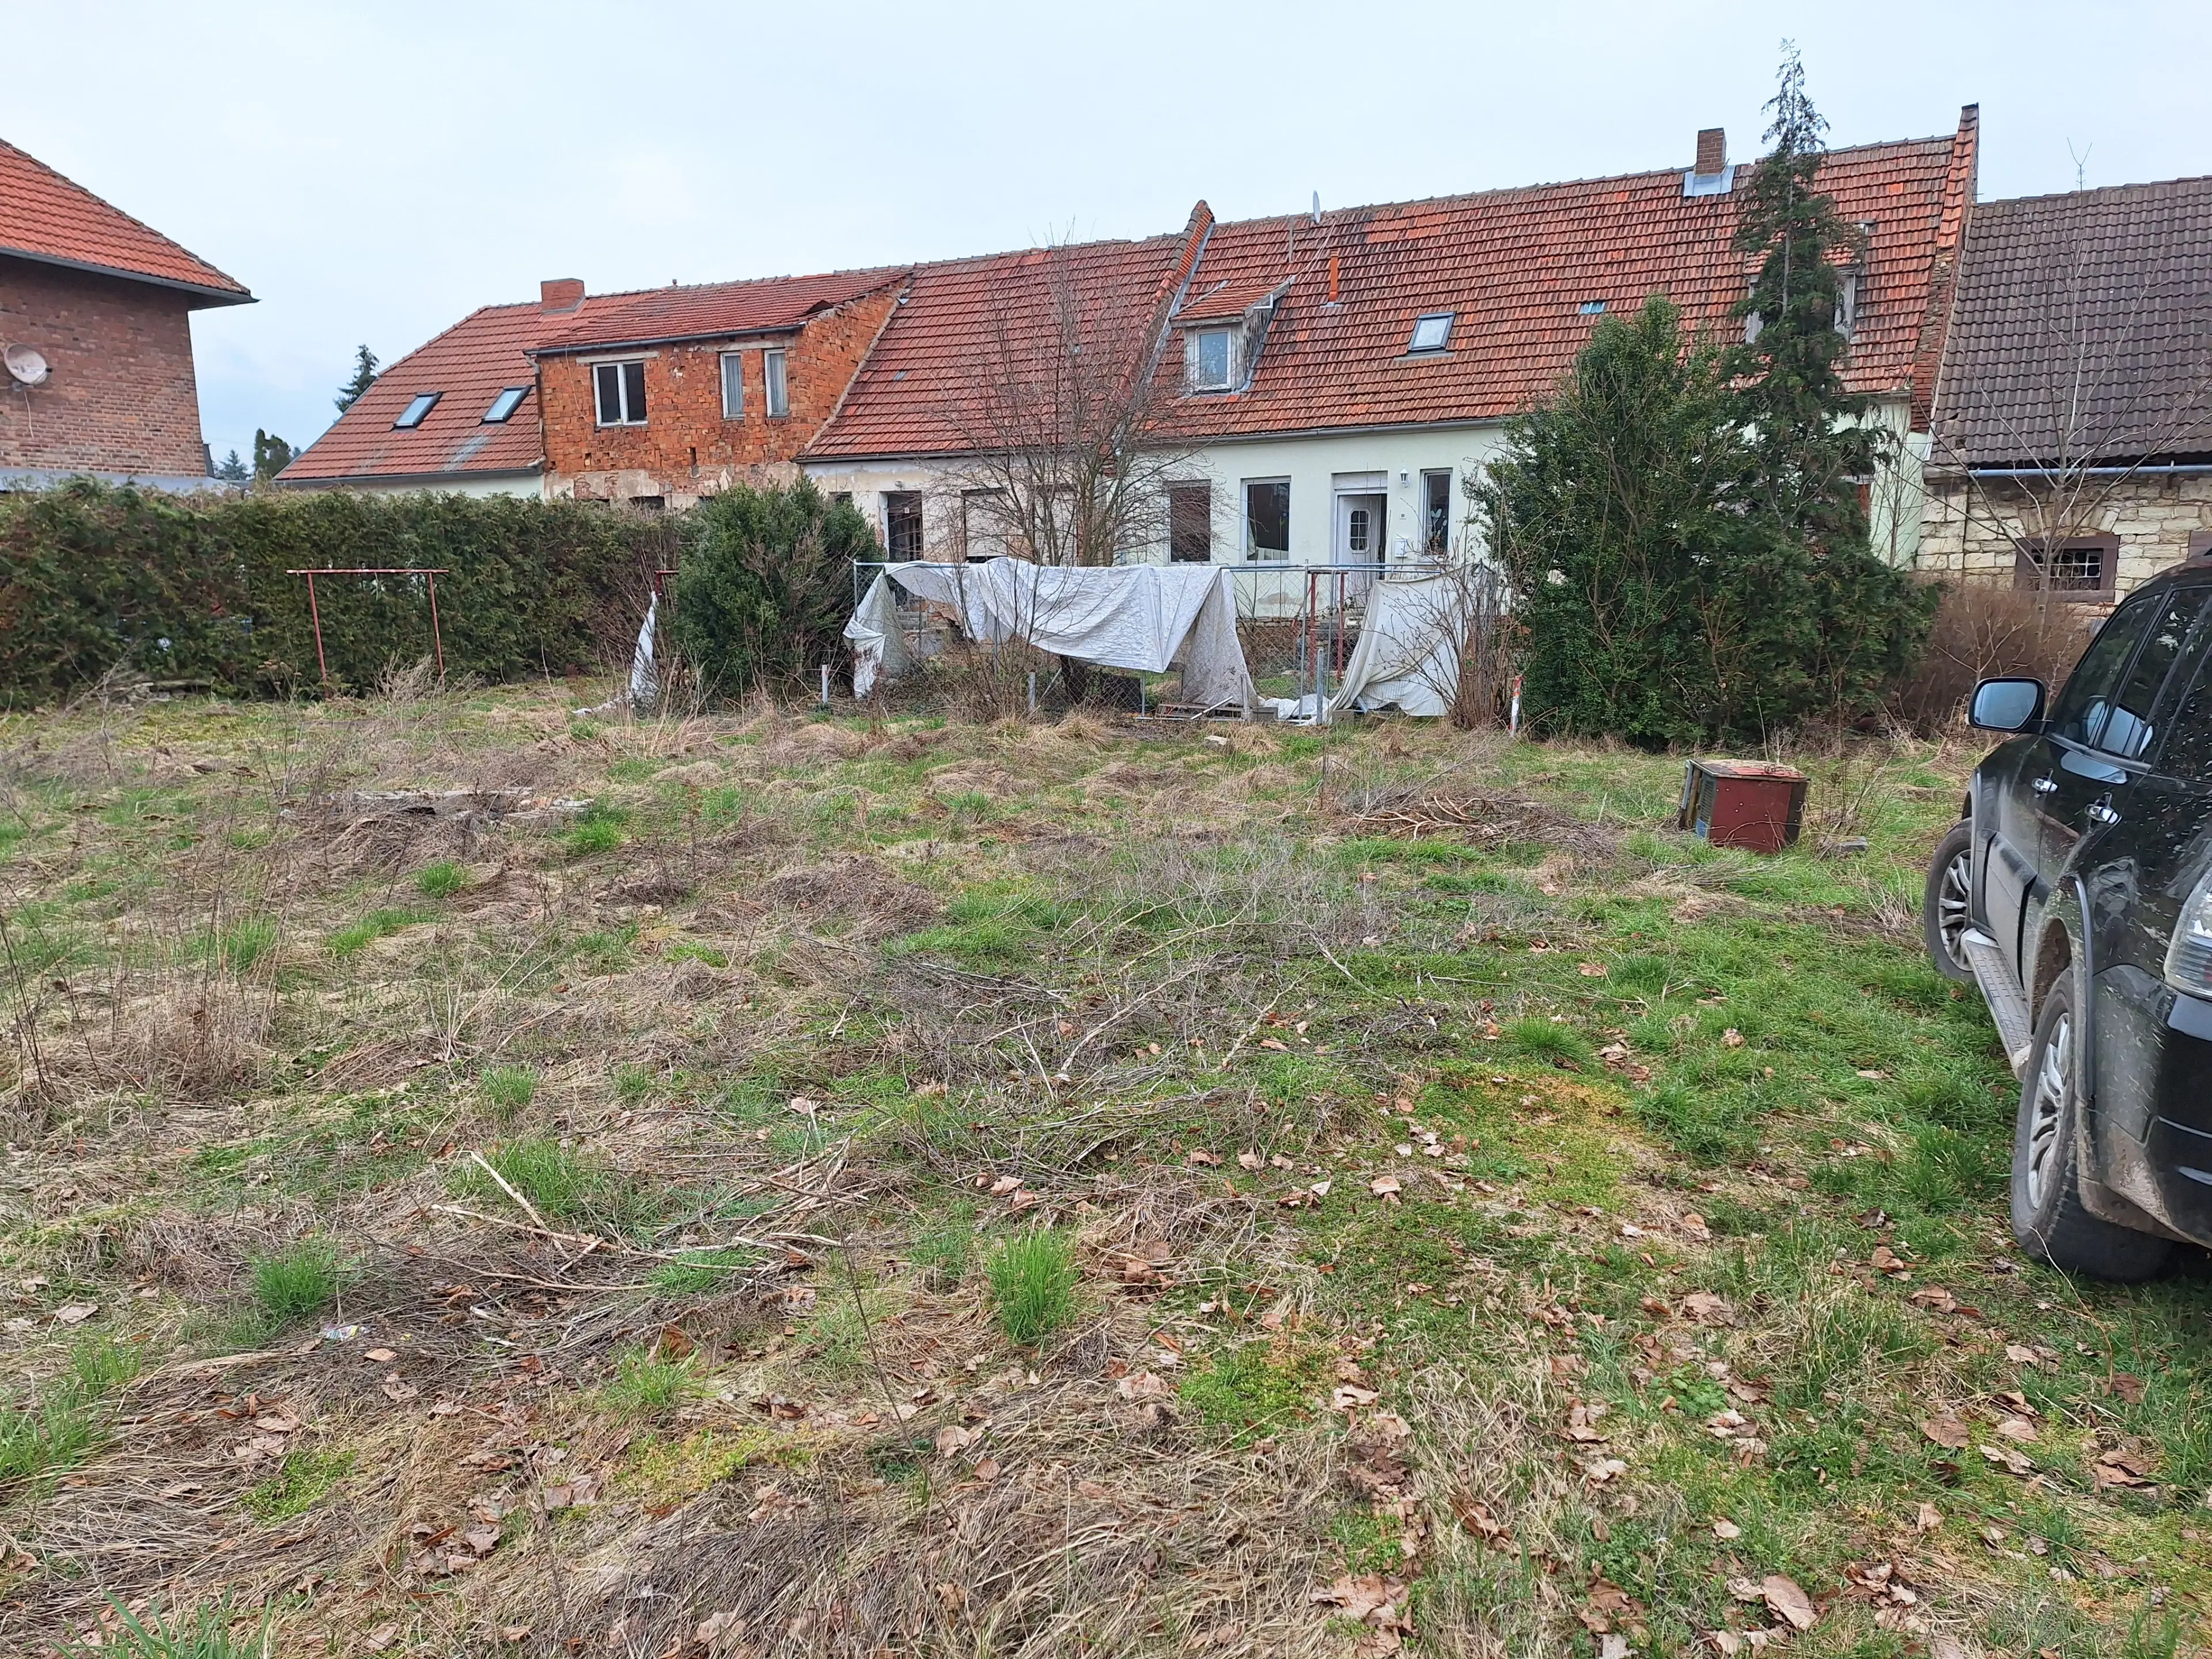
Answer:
[[1969, 676, 2047, 733]]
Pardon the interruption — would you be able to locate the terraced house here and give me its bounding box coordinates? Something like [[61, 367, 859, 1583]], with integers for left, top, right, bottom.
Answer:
[[286, 108, 1983, 570]]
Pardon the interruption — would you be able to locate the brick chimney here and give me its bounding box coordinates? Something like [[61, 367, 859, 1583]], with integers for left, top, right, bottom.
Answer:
[[1695, 128, 1726, 176], [540, 278, 585, 315]]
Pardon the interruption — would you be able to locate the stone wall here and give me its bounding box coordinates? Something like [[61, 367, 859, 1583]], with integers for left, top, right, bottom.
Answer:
[[1917, 469, 2212, 605]]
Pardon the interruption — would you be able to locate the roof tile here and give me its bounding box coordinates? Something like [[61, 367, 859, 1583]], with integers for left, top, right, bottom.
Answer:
[[0, 139, 248, 301]]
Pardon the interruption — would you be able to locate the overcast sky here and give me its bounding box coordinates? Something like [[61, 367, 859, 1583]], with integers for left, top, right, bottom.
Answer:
[[12, 0, 2211, 471]]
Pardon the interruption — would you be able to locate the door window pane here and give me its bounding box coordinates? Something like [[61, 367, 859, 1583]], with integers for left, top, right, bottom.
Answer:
[[2048, 594, 2162, 749], [1347, 507, 1370, 554], [885, 492, 923, 560]]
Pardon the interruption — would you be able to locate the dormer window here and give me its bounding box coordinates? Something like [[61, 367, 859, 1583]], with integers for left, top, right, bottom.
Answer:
[[482, 387, 527, 424], [393, 392, 440, 429], [1193, 329, 1232, 391], [1408, 313, 1454, 354], [1835, 268, 1861, 339]]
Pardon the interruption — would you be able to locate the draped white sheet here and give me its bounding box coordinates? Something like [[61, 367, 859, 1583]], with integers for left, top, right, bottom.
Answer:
[[844, 559, 1256, 713]]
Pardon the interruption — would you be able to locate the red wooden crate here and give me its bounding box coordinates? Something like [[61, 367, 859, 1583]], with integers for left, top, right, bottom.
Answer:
[[1677, 759, 1808, 855]]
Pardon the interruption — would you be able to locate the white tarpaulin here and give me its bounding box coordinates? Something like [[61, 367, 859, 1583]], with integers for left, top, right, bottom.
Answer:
[[628, 594, 661, 709], [1326, 573, 1463, 718], [844, 558, 1255, 712]]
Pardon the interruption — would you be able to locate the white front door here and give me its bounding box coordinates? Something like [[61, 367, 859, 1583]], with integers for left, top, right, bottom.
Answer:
[[1334, 493, 1385, 563]]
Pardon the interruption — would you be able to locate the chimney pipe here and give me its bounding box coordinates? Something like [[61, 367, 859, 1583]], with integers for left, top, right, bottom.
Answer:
[[540, 278, 585, 315], [1694, 128, 1726, 176], [1327, 253, 1340, 304]]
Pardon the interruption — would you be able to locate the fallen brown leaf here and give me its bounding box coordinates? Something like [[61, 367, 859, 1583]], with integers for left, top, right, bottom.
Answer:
[[1761, 1574, 1816, 1631]]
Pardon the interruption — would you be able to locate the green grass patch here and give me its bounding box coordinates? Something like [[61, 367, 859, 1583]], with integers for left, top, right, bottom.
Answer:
[[604, 1346, 698, 1416], [242, 1445, 354, 1521], [327, 907, 417, 957], [984, 1228, 1078, 1345], [652, 1247, 757, 1295], [452, 1139, 660, 1233], [415, 859, 467, 899], [249, 1238, 344, 1324], [562, 801, 631, 858], [478, 1063, 538, 1116], [1180, 1339, 1326, 1445]]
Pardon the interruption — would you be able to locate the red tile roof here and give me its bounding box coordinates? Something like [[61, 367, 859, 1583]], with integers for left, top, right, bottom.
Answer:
[[1155, 120, 1978, 442], [278, 301, 571, 484], [0, 139, 248, 303], [804, 207, 1214, 460], [531, 268, 907, 354]]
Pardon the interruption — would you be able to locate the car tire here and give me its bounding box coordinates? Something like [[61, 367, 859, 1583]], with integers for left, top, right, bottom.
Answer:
[[2010, 974, 2172, 1281], [1922, 820, 1978, 984]]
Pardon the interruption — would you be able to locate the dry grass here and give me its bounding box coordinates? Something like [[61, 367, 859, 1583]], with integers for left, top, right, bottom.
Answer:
[[0, 684, 2201, 1657]]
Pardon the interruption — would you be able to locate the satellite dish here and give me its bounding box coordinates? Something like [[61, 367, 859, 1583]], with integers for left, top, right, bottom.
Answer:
[[3, 344, 48, 387]]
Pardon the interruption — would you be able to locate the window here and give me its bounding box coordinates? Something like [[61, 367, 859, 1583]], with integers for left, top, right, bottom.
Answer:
[[1577, 300, 1607, 316], [1835, 270, 1861, 339], [1408, 313, 1454, 353], [1243, 479, 1290, 562], [593, 361, 647, 425], [830, 491, 853, 507], [2015, 535, 2118, 602], [719, 353, 745, 418], [2047, 592, 2161, 750], [393, 392, 441, 429], [1169, 482, 1212, 562], [1193, 329, 1232, 391], [763, 349, 789, 418], [480, 387, 527, 424], [2093, 589, 2210, 760], [885, 491, 923, 561], [1422, 469, 1453, 554]]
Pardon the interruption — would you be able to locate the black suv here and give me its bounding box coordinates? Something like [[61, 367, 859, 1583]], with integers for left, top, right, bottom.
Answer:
[[1922, 559, 2212, 1280]]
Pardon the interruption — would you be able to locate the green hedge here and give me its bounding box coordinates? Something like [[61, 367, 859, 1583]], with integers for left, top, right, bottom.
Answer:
[[0, 480, 679, 705]]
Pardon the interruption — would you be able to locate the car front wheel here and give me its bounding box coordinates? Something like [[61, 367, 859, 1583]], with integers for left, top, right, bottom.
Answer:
[[2010, 973, 2171, 1281], [1922, 820, 1976, 984]]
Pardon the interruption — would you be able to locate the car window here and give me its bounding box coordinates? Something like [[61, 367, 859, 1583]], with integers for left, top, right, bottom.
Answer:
[[2160, 596, 2212, 778], [2094, 588, 2211, 759], [2047, 592, 2163, 749]]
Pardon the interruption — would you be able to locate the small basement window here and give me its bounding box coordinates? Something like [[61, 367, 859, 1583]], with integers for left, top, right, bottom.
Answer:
[[481, 387, 527, 424], [2015, 535, 2119, 601], [393, 392, 441, 429], [1408, 313, 1453, 354], [593, 361, 647, 426], [763, 349, 789, 418]]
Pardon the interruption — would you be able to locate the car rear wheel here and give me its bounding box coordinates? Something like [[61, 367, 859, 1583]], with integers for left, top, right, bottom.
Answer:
[[1922, 820, 1976, 984], [2010, 974, 2172, 1281]]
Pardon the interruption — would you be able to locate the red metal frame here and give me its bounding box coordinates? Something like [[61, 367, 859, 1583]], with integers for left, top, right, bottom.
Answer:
[[286, 568, 450, 684]]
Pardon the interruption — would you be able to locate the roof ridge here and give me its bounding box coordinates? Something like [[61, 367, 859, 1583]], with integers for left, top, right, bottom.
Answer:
[[1202, 133, 1959, 234], [1978, 173, 2212, 211]]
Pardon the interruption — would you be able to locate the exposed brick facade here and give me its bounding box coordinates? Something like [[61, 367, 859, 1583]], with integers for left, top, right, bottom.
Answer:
[[539, 285, 901, 507], [0, 254, 209, 477]]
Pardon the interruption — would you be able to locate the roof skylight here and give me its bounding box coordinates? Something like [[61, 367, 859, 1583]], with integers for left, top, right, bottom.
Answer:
[[393, 392, 441, 429], [482, 386, 527, 424], [1408, 313, 1454, 354], [1578, 300, 1607, 315]]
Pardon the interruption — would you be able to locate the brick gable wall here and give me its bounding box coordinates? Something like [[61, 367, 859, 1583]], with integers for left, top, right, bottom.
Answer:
[[0, 255, 209, 477], [540, 285, 900, 506]]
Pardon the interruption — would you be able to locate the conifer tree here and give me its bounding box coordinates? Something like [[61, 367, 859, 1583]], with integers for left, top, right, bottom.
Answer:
[[335, 345, 379, 414]]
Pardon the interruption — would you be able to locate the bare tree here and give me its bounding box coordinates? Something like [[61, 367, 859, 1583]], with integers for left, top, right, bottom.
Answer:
[[943, 232, 1204, 570]]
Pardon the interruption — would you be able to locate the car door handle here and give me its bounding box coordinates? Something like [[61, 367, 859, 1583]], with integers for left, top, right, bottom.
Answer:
[[2031, 775, 2057, 794], [2086, 795, 2122, 825]]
